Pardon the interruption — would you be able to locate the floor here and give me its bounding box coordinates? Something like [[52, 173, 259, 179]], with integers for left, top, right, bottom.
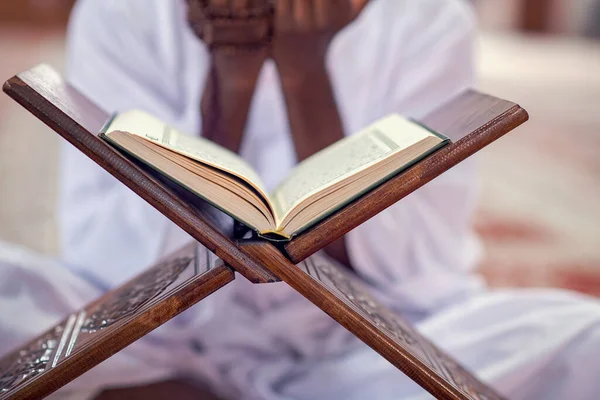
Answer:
[[0, 27, 599, 296], [475, 33, 600, 295], [0, 27, 64, 255]]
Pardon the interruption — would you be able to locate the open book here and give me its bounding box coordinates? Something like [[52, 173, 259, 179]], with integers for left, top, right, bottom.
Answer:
[[101, 111, 449, 240]]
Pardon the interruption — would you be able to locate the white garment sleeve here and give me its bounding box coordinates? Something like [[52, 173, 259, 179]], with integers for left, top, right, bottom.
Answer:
[[58, 0, 196, 287], [346, 1, 485, 315]]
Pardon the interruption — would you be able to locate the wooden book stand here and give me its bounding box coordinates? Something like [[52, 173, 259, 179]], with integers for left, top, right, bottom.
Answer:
[[0, 64, 528, 400]]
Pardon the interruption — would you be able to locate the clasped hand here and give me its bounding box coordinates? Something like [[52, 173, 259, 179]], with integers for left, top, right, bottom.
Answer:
[[187, 0, 369, 66]]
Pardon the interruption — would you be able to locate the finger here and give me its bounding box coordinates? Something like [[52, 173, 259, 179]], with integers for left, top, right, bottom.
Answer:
[[246, 0, 272, 18], [230, 0, 249, 10], [187, 0, 207, 15], [186, 1, 207, 31], [229, 0, 250, 17], [206, 0, 229, 17], [206, 18, 270, 46], [275, 0, 293, 31], [249, 0, 271, 9], [293, 0, 313, 30], [350, 0, 369, 19], [313, 0, 329, 28], [209, 0, 228, 7]]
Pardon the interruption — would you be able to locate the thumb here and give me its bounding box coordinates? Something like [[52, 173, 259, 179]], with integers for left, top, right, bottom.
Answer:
[[350, 0, 369, 19]]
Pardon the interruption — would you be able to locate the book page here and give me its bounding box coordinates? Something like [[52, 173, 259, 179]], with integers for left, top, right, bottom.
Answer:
[[271, 115, 442, 218], [107, 110, 270, 200]]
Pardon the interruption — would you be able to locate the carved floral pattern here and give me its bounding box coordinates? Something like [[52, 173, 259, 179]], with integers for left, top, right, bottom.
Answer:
[[310, 259, 500, 400], [81, 256, 192, 332], [0, 325, 63, 393]]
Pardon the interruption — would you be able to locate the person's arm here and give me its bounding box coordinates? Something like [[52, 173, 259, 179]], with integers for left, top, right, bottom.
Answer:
[[271, 0, 368, 268], [187, 0, 271, 152], [200, 50, 267, 152], [275, 48, 351, 266]]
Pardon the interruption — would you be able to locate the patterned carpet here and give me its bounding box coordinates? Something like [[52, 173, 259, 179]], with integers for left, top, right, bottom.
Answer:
[[0, 28, 599, 296]]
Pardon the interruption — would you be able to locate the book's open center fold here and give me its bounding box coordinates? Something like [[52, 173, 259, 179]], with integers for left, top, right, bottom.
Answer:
[[102, 110, 449, 240]]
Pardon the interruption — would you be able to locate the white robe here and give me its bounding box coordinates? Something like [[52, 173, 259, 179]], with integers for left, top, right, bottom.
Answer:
[[2, 0, 600, 399]]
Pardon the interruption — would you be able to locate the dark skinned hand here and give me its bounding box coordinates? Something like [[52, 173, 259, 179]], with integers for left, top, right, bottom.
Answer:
[[186, 0, 272, 153], [272, 0, 369, 77], [270, 0, 370, 269], [186, 0, 273, 50]]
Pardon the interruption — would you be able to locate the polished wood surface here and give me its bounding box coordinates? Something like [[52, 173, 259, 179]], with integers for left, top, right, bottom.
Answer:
[[2, 64, 279, 285], [2, 64, 528, 268], [241, 241, 505, 400], [2, 64, 528, 399], [284, 91, 529, 262], [0, 243, 234, 400]]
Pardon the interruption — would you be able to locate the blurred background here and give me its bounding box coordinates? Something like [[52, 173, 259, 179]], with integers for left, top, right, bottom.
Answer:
[[0, 0, 599, 295]]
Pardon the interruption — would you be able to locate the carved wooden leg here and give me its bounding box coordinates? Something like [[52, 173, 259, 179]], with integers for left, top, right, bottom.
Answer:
[[0, 243, 234, 400], [241, 241, 505, 400]]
